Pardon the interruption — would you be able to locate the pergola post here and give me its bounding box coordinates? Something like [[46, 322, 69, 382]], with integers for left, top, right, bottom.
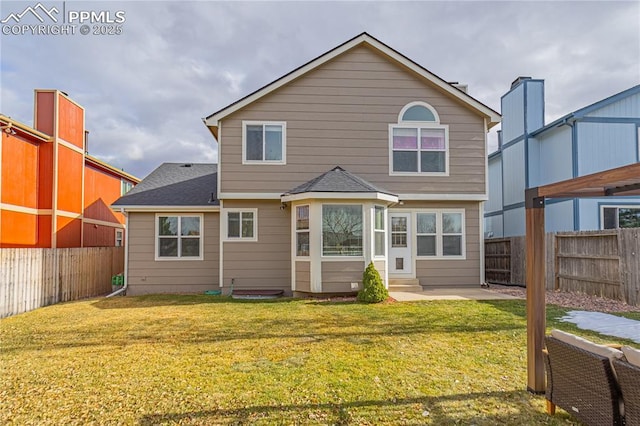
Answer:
[[525, 187, 546, 393]]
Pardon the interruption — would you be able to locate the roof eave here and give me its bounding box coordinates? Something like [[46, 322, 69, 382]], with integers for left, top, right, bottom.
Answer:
[[281, 191, 398, 203], [111, 205, 220, 212]]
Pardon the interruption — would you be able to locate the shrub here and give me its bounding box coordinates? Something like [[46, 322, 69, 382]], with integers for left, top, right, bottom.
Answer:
[[357, 262, 389, 303]]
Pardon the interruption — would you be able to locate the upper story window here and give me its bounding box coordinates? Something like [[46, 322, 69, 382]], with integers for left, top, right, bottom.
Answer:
[[243, 121, 286, 164], [602, 206, 640, 229], [121, 179, 133, 195], [389, 102, 448, 175]]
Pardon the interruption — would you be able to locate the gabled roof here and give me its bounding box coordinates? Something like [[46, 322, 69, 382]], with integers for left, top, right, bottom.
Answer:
[[531, 84, 640, 137], [204, 32, 500, 138], [112, 163, 218, 209], [281, 166, 398, 203]]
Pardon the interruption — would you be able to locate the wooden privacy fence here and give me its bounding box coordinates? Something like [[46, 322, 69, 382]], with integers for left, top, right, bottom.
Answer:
[[485, 229, 640, 306], [0, 247, 124, 318]]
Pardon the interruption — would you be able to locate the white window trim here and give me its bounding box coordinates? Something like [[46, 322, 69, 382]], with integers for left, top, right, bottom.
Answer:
[[372, 205, 387, 259], [115, 229, 123, 247], [415, 209, 466, 260], [222, 208, 258, 242], [397, 101, 440, 123], [295, 204, 310, 258], [242, 121, 287, 165], [388, 123, 450, 176], [154, 213, 204, 261], [321, 203, 365, 259]]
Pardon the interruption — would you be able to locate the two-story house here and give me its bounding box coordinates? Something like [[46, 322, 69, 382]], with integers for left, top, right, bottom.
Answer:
[[486, 78, 640, 237], [113, 33, 500, 296]]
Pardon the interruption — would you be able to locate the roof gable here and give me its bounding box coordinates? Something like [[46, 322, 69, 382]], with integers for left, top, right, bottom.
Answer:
[[204, 32, 500, 137]]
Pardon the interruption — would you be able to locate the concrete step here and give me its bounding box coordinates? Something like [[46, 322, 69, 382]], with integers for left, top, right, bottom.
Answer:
[[388, 278, 422, 292]]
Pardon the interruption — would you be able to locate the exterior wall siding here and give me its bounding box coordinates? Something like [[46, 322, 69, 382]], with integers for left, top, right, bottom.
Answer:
[[501, 142, 525, 206], [501, 84, 525, 143], [321, 260, 364, 293], [219, 45, 487, 196], [525, 80, 545, 133], [532, 126, 573, 187], [503, 207, 525, 237], [222, 200, 291, 293], [295, 261, 310, 292], [586, 92, 640, 118], [126, 212, 219, 295], [486, 156, 502, 213], [545, 200, 574, 232], [485, 214, 503, 239], [577, 122, 637, 176]]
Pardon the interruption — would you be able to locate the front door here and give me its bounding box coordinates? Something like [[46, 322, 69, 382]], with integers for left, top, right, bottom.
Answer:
[[389, 213, 412, 275]]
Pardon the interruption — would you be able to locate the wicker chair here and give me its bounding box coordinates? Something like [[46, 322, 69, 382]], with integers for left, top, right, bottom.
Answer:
[[544, 335, 624, 426], [613, 357, 640, 426]]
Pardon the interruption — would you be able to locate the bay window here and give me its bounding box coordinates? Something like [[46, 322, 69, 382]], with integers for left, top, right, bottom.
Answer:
[[296, 205, 310, 256], [322, 205, 363, 256]]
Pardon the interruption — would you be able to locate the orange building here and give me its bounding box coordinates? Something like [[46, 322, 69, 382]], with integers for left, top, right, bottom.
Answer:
[[0, 89, 139, 248]]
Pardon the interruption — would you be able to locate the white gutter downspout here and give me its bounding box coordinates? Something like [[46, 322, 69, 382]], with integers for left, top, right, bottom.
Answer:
[[106, 210, 129, 297]]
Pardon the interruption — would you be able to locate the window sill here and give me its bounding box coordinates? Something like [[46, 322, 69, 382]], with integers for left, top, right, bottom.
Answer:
[[154, 256, 204, 261], [416, 256, 466, 260]]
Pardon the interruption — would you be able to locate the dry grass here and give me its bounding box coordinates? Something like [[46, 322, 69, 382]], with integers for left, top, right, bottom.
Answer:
[[1, 295, 635, 425]]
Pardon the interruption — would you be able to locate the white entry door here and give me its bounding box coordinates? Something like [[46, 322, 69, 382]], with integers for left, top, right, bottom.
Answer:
[[389, 213, 412, 275]]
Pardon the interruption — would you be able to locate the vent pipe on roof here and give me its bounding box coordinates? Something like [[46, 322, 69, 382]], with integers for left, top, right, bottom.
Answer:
[[448, 81, 468, 93]]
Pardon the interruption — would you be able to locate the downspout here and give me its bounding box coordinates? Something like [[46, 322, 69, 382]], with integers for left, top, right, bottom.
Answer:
[[106, 210, 128, 297]]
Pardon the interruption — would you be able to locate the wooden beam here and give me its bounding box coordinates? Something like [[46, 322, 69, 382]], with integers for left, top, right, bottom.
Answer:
[[525, 187, 546, 393]]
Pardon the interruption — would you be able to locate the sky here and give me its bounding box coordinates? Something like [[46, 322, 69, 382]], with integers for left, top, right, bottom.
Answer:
[[1, 1, 639, 179]]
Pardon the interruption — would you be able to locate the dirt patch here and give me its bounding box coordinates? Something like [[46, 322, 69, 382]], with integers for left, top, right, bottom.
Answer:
[[489, 284, 640, 313]]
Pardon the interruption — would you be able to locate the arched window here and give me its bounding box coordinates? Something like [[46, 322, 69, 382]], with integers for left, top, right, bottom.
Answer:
[[389, 101, 448, 175]]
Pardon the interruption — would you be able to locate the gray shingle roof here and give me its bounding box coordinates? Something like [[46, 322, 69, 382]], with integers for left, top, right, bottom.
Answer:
[[284, 166, 396, 196], [112, 163, 218, 207]]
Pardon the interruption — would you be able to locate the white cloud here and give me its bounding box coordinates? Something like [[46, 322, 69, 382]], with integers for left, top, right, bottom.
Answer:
[[1, 0, 638, 177]]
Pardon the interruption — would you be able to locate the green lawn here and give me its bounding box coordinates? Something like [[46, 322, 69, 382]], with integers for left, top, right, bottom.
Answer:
[[1, 296, 637, 425]]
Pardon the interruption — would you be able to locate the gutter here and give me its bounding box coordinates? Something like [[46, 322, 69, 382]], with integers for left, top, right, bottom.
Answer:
[[106, 210, 129, 297]]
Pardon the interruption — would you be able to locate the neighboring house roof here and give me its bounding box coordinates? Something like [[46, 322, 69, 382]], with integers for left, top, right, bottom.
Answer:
[[281, 166, 398, 203], [112, 163, 219, 209], [530, 84, 640, 137], [204, 32, 501, 139]]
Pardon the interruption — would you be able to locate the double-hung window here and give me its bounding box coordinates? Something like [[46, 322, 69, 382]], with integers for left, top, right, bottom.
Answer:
[[416, 211, 464, 258], [156, 214, 202, 259], [243, 121, 286, 164], [225, 209, 257, 241], [390, 102, 448, 174], [374, 206, 386, 257], [296, 205, 310, 257]]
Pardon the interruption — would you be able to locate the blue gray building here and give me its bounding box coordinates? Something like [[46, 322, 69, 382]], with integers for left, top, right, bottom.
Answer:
[[486, 78, 640, 237]]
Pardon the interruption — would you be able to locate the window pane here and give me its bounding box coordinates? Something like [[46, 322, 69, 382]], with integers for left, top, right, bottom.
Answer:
[[241, 212, 254, 238], [393, 151, 418, 172], [181, 217, 200, 236], [264, 125, 282, 161], [443, 213, 462, 233], [391, 233, 407, 248], [228, 212, 240, 238], [391, 217, 406, 232], [322, 205, 363, 256], [603, 208, 617, 229], [181, 238, 200, 257], [374, 206, 385, 231], [417, 235, 436, 256], [246, 125, 263, 161], [417, 213, 436, 234], [159, 237, 178, 257], [296, 232, 309, 257], [421, 151, 445, 172], [421, 129, 445, 149], [392, 128, 418, 149], [402, 105, 436, 122], [375, 231, 385, 256], [158, 216, 177, 236], [443, 235, 462, 256], [296, 206, 309, 230], [618, 208, 640, 228]]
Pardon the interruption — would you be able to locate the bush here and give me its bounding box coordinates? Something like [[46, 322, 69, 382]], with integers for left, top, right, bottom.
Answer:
[[357, 262, 389, 303]]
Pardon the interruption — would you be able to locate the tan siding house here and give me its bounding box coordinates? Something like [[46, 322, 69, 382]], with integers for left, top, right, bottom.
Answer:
[[114, 33, 500, 296]]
